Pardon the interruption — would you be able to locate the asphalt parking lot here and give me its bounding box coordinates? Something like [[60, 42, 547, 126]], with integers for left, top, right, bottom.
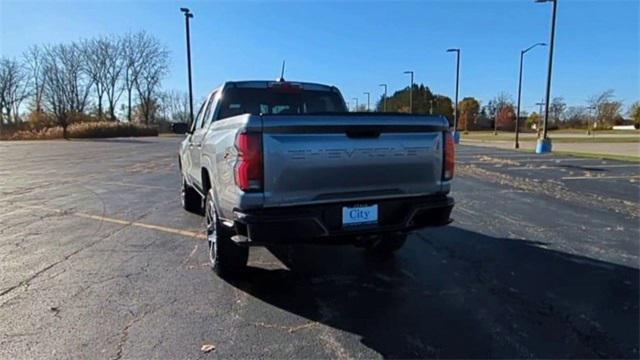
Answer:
[[1, 137, 638, 358]]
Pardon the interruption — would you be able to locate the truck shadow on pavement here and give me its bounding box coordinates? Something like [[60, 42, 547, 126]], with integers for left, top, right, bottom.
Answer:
[[227, 226, 639, 358]]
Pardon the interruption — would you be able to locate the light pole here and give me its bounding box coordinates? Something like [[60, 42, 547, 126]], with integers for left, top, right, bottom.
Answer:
[[180, 8, 194, 125], [535, 0, 558, 153], [494, 104, 499, 135], [586, 105, 596, 136], [446, 48, 461, 143], [379, 84, 387, 112], [352, 97, 359, 112], [364, 92, 370, 112], [404, 71, 414, 113], [515, 42, 546, 149], [535, 99, 545, 138]]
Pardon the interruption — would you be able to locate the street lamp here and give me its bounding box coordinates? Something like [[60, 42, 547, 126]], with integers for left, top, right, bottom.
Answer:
[[404, 71, 414, 114], [352, 97, 359, 112], [180, 8, 194, 125], [535, 0, 558, 153], [379, 84, 388, 112], [446, 48, 461, 143], [515, 42, 546, 149], [363, 92, 370, 112]]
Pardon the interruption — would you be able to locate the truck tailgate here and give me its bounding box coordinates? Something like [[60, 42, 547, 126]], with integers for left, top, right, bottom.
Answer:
[[261, 114, 449, 207]]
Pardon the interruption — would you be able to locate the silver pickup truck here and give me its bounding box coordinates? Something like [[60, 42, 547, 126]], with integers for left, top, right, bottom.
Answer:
[[173, 80, 455, 276]]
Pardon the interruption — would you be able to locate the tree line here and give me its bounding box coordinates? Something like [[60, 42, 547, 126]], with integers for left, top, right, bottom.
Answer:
[[375, 85, 639, 132], [4, 31, 638, 138], [374, 84, 455, 120], [0, 31, 190, 138]]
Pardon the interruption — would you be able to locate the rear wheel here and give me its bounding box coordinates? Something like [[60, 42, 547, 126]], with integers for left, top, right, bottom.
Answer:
[[206, 189, 248, 276], [365, 233, 407, 256], [181, 174, 201, 214]]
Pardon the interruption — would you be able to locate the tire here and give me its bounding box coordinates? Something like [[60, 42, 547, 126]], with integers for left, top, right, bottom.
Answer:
[[205, 189, 248, 276], [365, 233, 407, 256], [181, 174, 201, 214]]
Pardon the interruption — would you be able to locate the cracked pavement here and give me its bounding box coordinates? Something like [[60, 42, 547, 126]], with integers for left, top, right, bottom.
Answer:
[[0, 137, 638, 358]]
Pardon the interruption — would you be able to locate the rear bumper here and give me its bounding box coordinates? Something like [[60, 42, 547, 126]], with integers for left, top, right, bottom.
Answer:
[[233, 195, 454, 245]]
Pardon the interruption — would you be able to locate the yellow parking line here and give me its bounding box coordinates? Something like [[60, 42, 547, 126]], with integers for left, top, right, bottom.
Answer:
[[13, 203, 206, 239], [75, 213, 131, 225]]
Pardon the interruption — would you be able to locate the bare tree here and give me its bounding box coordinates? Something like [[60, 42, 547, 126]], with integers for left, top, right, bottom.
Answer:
[[82, 38, 109, 119], [629, 101, 640, 128], [0, 58, 29, 130], [42, 43, 94, 138], [485, 92, 513, 118], [82, 36, 124, 121], [484, 92, 513, 133], [156, 91, 170, 122], [103, 36, 125, 121], [122, 32, 147, 122], [564, 106, 588, 127], [165, 90, 190, 123], [588, 90, 623, 127], [549, 97, 566, 125], [133, 33, 169, 124], [23, 45, 47, 113]]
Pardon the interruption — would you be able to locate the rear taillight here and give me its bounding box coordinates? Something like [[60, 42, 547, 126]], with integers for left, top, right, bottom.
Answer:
[[234, 132, 263, 191], [443, 131, 455, 181]]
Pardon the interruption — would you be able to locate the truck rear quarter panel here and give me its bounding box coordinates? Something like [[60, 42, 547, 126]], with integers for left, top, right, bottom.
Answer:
[[204, 114, 264, 220]]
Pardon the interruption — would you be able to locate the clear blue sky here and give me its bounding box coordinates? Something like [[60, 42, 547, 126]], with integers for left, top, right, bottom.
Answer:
[[1, 0, 638, 112]]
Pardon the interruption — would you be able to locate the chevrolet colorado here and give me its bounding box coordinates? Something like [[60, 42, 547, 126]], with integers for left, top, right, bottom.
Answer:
[[173, 80, 455, 276]]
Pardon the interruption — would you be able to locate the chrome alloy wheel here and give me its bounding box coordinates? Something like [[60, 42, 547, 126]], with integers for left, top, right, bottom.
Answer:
[[205, 194, 217, 266]]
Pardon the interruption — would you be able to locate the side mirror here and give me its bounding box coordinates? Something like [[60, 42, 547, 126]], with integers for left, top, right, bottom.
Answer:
[[172, 122, 189, 134]]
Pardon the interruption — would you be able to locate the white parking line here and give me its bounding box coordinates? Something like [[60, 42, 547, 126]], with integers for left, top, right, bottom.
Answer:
[[0, 207, 31, 219], [456, 154, 542, 159], [459, 158, 594, 164], [569, 164, 640, 168], [561, 175, 640, 180], [504, 164, 640, 170], [458, 153, 555, 158], [502, 167, 557, 171]]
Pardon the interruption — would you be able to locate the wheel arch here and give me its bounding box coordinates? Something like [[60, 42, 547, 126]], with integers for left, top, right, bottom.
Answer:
[[201, 167, 212, 193], [201, 167, 224, 219]]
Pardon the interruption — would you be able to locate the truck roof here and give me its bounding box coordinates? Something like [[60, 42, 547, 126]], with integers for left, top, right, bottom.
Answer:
[[224, 80, 339, 92]]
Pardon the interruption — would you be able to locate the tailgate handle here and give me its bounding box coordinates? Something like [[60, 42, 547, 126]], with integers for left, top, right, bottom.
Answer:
[[346, 129, 380, 139]]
